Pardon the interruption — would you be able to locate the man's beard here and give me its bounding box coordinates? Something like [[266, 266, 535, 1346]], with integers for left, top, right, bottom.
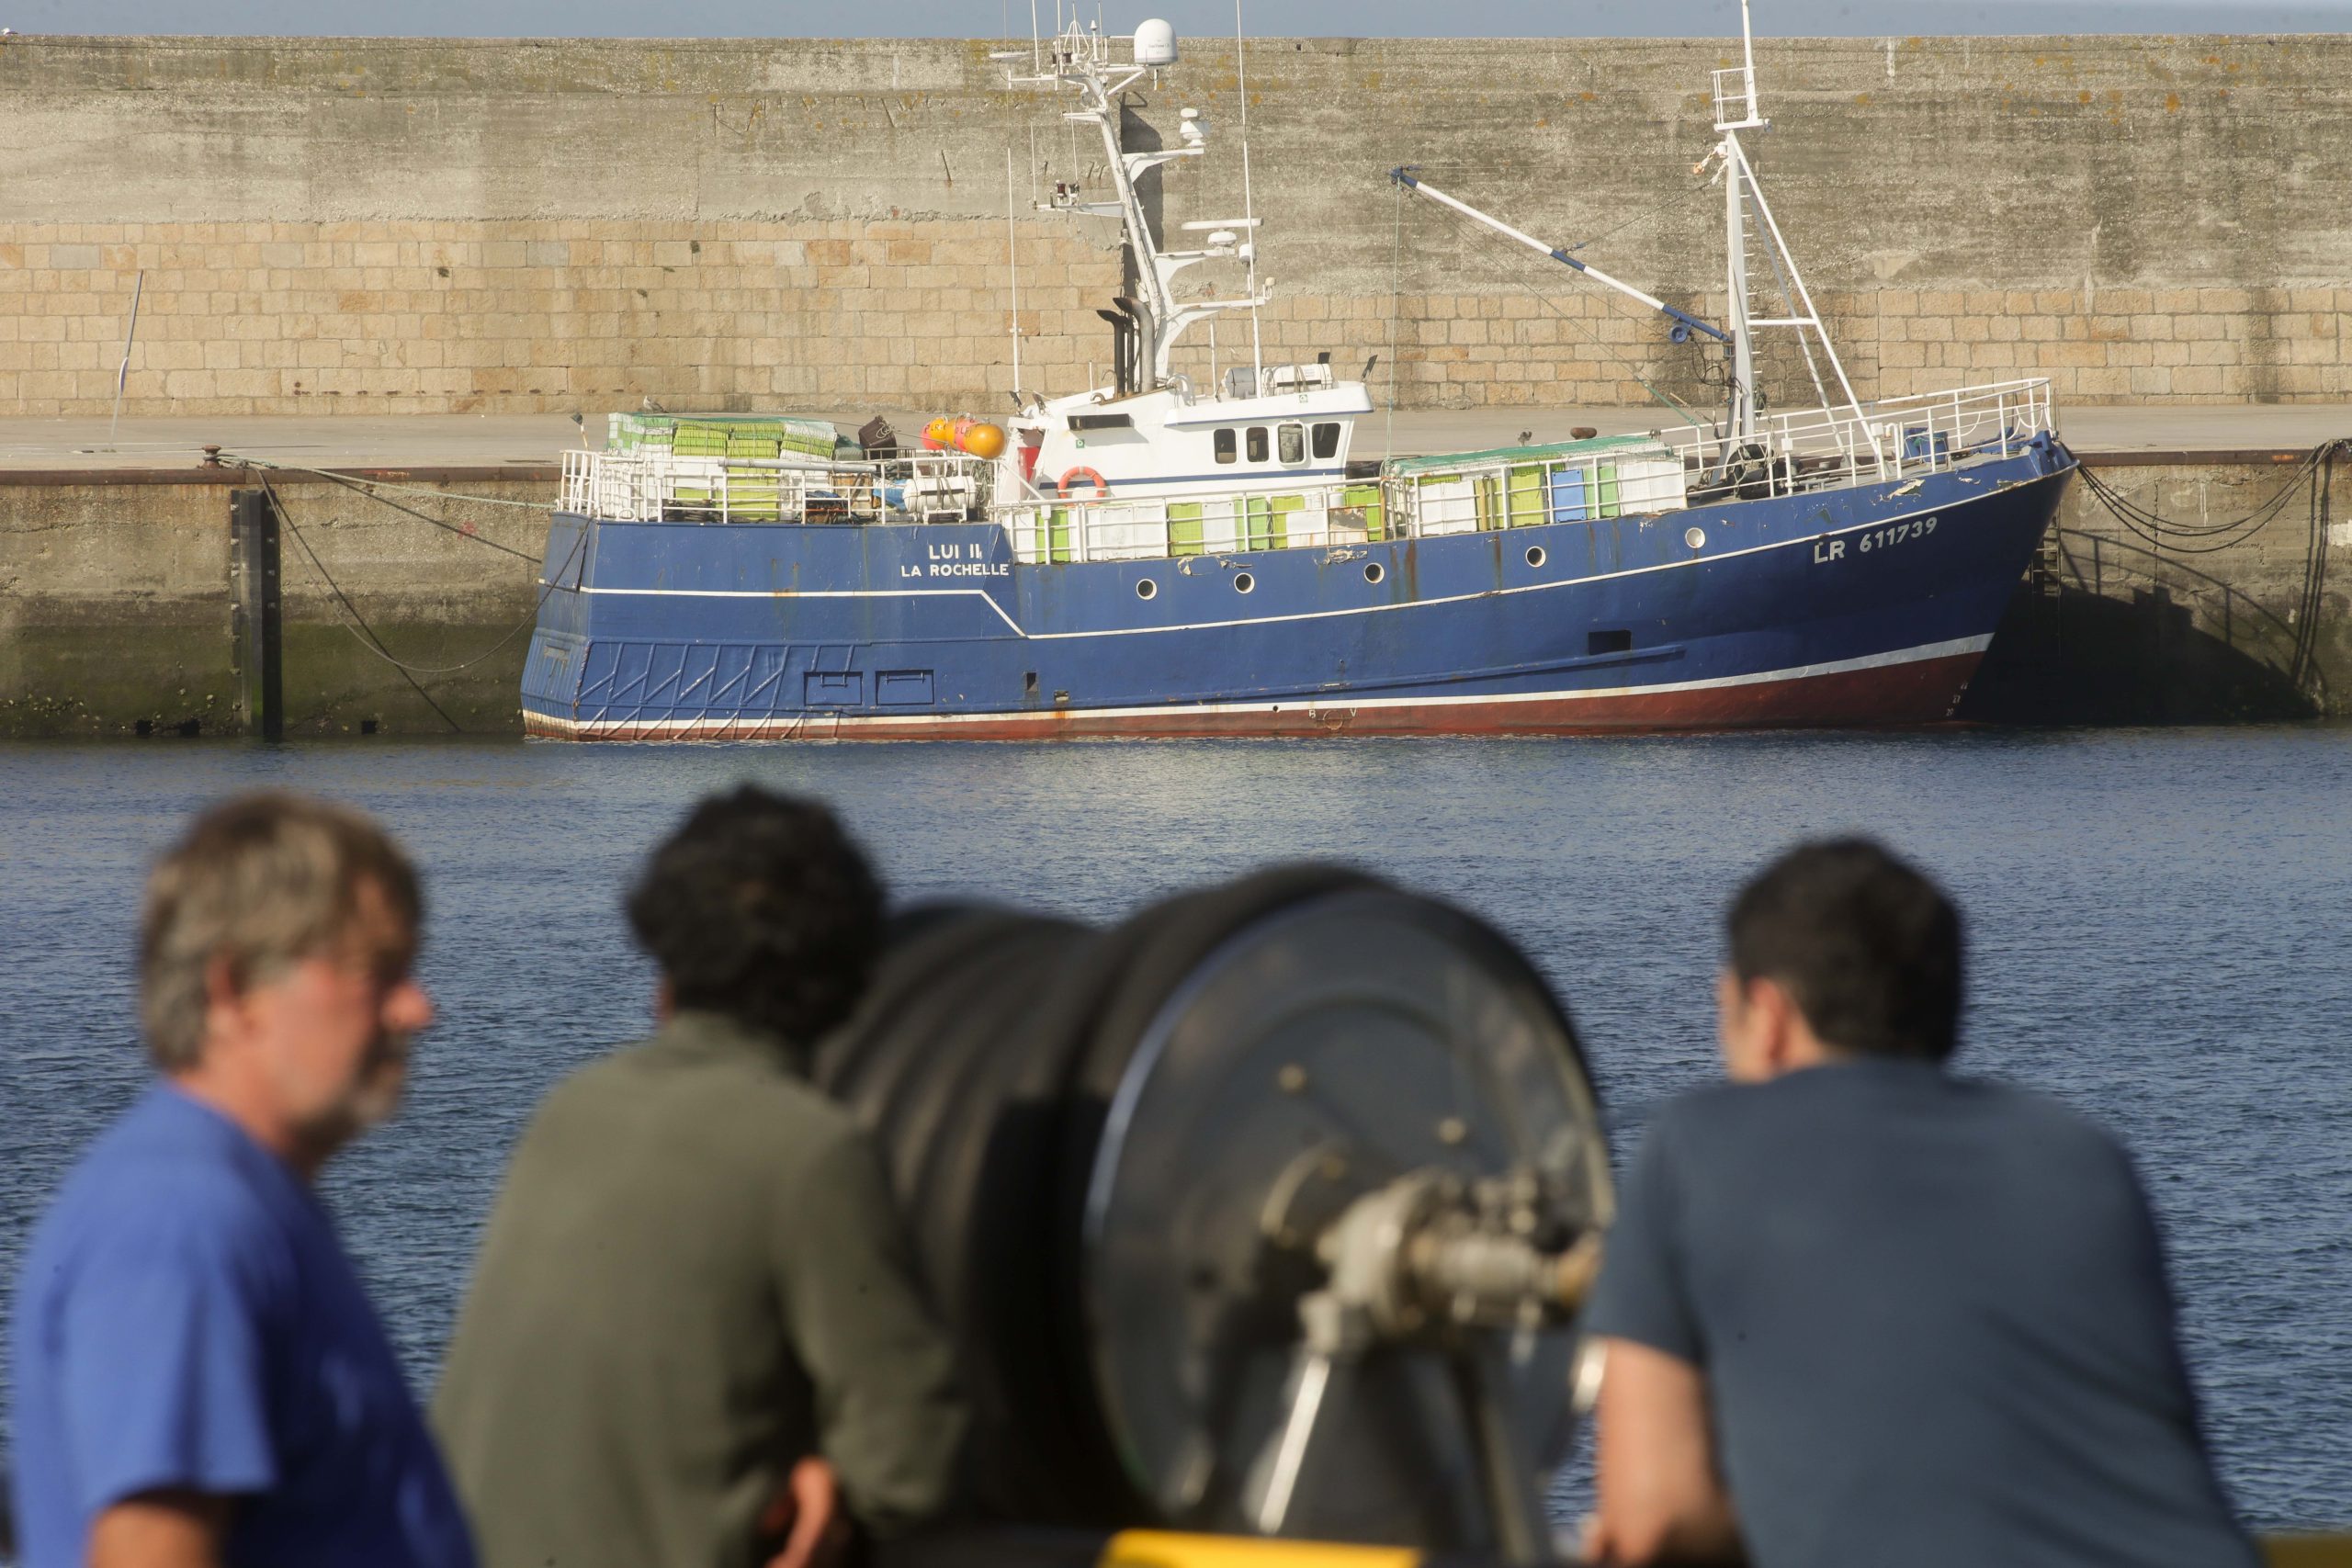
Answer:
[[291, 1033, 412, 1148]]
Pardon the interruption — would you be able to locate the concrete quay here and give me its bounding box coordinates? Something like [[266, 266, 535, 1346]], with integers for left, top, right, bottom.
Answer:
[[0, 406, 2344, 739], [3, 404, 2347, 472]]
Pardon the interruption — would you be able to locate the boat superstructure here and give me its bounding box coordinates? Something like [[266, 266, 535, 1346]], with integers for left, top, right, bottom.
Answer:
[[1000, 17, 1373, 508], [520, 6, 2075, 740]]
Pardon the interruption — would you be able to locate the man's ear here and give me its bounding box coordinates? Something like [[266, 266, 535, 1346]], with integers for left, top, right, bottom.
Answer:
[[1749, 976, 1803, 1074], [196, 953, 253, 1059]]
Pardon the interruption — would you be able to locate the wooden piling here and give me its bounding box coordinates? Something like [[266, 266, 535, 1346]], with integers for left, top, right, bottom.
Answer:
[[230, 487, 283, 741]]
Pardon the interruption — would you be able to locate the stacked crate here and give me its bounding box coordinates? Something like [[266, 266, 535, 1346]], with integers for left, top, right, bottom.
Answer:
[[605, 412, 859, 521]]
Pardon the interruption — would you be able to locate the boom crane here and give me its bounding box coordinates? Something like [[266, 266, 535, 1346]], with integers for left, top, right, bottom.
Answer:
[[1388, 168, 1729, 349]]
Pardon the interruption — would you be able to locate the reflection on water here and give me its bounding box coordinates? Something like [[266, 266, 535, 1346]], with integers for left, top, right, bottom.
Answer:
[[3, 729, 2348, 1529]]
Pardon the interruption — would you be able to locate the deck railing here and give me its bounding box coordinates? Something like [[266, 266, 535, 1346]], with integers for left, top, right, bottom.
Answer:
[[996, 443, 1692, 564], [1657, 378, 2053, 502], [560, 447, 997, 525], [556, 378, 2055, 567]]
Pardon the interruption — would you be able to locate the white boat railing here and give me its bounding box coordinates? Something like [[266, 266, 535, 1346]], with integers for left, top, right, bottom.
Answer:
[[1660, 378, 2054, 501], [556, 378, 2053, 561], [996, 443, 1690, 564], [560, 447, 998, 525]]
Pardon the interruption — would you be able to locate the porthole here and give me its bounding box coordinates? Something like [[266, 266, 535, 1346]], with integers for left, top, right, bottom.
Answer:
[[1525, 546, 1547, 569], [1233, 571, 1256, 594], [1363, 561, 1385, 584], [1684, 526, 1707, 551], [1136, 578, 1159, 600]]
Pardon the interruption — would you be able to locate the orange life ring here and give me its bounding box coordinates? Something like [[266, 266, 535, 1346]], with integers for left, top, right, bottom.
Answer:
[[1057, 466, 1110, 500]]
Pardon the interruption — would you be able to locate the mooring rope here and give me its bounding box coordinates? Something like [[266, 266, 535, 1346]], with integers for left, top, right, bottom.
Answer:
[[2071, 437, 2345, 700], [257, 469, 587, 684], [2076, 441, 2344, 556], [216, 451, 556, 568]]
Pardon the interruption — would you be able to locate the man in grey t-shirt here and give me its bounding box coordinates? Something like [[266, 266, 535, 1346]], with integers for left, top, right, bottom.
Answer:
[[1583, 839, 2255, 1568]]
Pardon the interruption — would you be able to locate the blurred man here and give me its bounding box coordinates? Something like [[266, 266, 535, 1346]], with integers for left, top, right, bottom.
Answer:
[[434, 786, 964, 1568], [1583, 838, 2256, 1568], [7, 793, 473, 1568]]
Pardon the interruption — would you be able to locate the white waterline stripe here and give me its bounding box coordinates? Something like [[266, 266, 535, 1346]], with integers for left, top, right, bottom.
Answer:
[[530, 635, 1992, 734], [557, 469, 2054, 643]]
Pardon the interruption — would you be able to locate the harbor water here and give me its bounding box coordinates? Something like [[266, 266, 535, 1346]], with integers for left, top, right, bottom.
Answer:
[[2, 728, 2348, 1531]]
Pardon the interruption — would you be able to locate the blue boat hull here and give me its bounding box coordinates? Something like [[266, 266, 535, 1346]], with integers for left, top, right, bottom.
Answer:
[[521, 439, 2075, 739]]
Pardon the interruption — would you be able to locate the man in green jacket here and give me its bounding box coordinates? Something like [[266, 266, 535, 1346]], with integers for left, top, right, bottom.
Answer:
[[434, 787, 965, 1568]]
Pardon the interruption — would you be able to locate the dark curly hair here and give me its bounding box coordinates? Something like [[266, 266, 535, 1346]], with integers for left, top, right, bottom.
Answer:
[[1728, 837, 1964, 1062], [626, 786, 885, 1046]]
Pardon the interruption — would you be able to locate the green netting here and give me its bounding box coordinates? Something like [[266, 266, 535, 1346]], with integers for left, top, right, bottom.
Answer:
[[1382, 432, 1667, 479], [606, 412, 850, 460], [1168, 501, 1205, 558]]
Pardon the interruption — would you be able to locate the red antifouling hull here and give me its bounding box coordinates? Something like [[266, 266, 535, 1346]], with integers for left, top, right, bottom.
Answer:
[[526, 647, 1987, 742]]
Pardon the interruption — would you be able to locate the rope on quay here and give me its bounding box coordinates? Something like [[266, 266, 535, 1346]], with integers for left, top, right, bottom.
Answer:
[[2071, 436, 2344, 699], [256, 468, 587, 690], [2075, 438, 2346, 556], [215, 450, 555, 568]]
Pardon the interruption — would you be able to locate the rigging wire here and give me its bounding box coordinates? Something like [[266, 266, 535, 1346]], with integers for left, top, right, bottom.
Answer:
[[1385, 178, 1405, 458], [1407, 195, 1707, 428], [1555, 175, 1714, 257]]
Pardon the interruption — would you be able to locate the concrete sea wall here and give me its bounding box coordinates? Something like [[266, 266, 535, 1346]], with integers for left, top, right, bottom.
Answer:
[[3, 454, 2343, 738], [0, 468, 545, 736], [0, 34, 2348, 417]]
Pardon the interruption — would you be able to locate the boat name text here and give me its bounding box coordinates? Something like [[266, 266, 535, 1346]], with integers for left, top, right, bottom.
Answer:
[[902, 542, 1012, 580]]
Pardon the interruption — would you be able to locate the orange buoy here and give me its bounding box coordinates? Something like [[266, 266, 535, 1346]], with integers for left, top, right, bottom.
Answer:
[[922, 415, 1008, 459], [1057, 467, 1110, 500]]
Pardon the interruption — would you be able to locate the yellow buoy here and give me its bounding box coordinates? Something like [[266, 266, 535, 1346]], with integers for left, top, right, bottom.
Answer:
[[922, 415, 1007, 459]]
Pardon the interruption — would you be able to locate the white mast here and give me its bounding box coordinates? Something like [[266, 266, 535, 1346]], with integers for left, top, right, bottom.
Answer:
[[1009, 16, 1268, 391], [1235, 0, 1263, 380], [1709, 0, 1866, 445]]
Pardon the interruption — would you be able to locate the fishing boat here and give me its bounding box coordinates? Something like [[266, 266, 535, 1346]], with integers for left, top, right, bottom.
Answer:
[[520, 7, 2074, 740]]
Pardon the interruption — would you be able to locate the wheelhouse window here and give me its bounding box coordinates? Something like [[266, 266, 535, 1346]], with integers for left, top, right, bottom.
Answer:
[[1214, 428, 1238, 465], [1312, 422, 1342, 459], [1246, 426, 1270, 463], [1278, 423, 1306, 464]]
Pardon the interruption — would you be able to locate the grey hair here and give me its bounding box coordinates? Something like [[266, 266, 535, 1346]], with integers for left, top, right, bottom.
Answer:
[[139, 792, 423, 1070]]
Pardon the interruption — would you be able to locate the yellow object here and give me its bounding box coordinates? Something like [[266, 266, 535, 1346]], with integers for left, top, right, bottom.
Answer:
[[1102, 1532, 1420, 1568], [922, 415, 1008, 459], [2264, 1538, 2352, 1568]]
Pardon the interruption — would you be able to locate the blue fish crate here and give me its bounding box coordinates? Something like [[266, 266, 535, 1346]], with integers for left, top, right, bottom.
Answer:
[[1903, 426, 1951, 461]]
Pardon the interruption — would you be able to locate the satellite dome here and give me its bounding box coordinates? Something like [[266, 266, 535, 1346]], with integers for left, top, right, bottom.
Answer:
[[1134, 18, 1178, 66]]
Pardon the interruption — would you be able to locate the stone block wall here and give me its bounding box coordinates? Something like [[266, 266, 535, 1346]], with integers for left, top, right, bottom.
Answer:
[[0, 33, 2346, 417], [0, 221, 1115, 417]]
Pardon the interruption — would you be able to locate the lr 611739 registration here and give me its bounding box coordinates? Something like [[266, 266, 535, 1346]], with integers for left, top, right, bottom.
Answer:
[[1861, 515, 1938, 552], [1815, 514, 1938, 564]]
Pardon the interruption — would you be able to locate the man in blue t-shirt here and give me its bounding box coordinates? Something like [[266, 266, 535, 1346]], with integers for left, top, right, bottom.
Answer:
[[9, 793, 475, 1568], [1583, 838, 2256, 1568]]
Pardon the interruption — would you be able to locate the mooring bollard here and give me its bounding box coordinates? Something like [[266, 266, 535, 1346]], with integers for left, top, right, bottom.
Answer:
[[230, 488, 283, 740]]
